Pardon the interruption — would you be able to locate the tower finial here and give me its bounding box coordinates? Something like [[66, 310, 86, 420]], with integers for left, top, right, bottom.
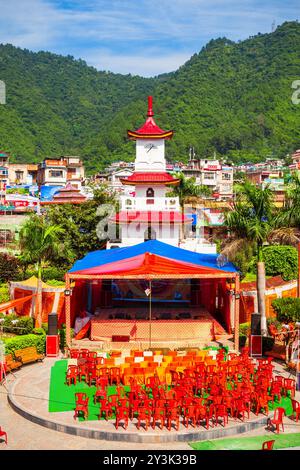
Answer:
[[147, 96, 154, 117]]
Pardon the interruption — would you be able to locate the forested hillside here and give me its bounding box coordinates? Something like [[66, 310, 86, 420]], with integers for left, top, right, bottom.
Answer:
[[0, 21, 299, 172]]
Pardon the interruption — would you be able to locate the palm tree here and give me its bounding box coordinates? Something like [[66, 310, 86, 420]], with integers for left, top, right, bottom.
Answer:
[[19, 215, 67, 328], [222, 181, 275, 336], [169, 172, 212, 206], [169, 173, 212, 239]]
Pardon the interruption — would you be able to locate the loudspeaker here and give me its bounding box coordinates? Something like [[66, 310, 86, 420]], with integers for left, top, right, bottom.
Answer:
[[250, 335, 262, 357], [251, 313, 261, 335], [48, 313, 58, 336], [46, 335, 59, 357]]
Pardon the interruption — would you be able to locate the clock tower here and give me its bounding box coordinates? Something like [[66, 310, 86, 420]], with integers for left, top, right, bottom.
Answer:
[[110, 96, 190, 247]]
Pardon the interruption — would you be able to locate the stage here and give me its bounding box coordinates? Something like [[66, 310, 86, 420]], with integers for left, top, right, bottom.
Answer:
[[84, 306, 228, 349]]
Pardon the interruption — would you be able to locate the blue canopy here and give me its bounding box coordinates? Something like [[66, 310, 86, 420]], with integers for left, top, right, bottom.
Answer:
[[69, 240, 237, 274]]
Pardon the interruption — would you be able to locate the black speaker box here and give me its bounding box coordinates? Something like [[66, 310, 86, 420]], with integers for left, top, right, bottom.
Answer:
[[251, 313, 261, 335], [48, 313, 58, 336]]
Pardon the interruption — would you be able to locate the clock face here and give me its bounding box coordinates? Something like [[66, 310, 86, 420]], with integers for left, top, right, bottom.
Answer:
[[145, 143, 157, 153]]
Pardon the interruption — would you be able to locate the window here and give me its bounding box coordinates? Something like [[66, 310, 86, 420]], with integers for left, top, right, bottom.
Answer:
[[203, 172, 215, 180], [222, 173, 231, 180], [146, 188, 154, 197], [15, 171, 24, 181], [49, 170, 63, 178]]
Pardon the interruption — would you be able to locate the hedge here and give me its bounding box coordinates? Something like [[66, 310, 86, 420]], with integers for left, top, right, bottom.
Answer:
[[3, 334, 46, 355], [0, 314, 34, 335], [272, 297, 300, 323], [0, 283, 10, 303], [263, 245, 298, 281]]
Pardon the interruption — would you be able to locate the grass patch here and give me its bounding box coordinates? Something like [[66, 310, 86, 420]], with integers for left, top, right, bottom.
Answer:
[[48, 359, 130, 421], [189, 433, 300, 450]]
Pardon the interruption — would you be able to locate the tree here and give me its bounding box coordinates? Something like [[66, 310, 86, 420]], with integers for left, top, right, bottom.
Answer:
[[45, 185, 118, 259], [222, 180, 275, 335], [169, 172, 212, 207], [168, 172, 212, 240], [19, 215, 70, 328], [0, 253, 20, 283]]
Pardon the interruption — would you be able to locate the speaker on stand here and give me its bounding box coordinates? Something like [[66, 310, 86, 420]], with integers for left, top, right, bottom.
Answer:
[[250, 313, 262, 357], [46, 313, 59, 357]]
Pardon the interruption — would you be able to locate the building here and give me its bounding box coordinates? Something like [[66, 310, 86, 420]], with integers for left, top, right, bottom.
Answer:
[[247, 168, 285, 204], [40, 183, 87, 205], [108, 96, 188, 248], [0, 151, 9, 203], [8, 163, 38, 185], [181, 157, 234, 200], [37, 156, 85, 189]]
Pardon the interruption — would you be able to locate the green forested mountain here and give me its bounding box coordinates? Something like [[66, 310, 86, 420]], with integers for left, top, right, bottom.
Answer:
[[0, 21, 300, 172]]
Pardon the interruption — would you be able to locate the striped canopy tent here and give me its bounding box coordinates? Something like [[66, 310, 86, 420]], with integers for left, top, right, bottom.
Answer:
[[9, 276, 66, 324], [65, 240, 240, 349]]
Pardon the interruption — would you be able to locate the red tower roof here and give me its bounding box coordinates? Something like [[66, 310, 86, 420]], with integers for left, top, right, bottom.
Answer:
[[127, 96, 174, 140], [120, 172, 179, 185]]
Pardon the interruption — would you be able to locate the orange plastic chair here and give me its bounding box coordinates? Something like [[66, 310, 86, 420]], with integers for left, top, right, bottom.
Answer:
[[268, 407, 285, 433], [262, 440, 275, 450], [0, 426, 7, 444]]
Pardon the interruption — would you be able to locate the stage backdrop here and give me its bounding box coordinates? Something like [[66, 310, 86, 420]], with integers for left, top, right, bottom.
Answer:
[[112, 279, 190, 301]]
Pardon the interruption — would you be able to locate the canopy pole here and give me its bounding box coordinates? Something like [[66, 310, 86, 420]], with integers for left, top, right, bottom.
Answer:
[[234, 274, 240, 352], [65, 275, 71, 349], [149, 280, 152, 349]]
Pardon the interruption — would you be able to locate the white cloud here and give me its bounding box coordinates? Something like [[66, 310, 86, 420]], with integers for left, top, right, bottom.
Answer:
[[82, 49, 191, 76], [0, 0, 299, 76]]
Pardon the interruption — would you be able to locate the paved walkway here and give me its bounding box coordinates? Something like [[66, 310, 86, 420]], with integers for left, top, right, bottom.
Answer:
[[0, 357, 299, 450]]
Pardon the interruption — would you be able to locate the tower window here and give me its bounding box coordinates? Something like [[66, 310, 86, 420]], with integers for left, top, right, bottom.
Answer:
[[146, 188, 154, 197]]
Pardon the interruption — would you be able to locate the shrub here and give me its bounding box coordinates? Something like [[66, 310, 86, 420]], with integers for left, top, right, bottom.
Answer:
[[239, 334, 247, 348], [42, 266, 66, 282], [59, 324, 74, 351], [0, 283, 10, 303], [0, 253, 20, 282], [272, 297, 300, 323], [3, 334, 46, 355], [263, 245, 298, 281], [239, 322, 251, 336], [0, 314, 34, 335], [32, 327, 46, 335]]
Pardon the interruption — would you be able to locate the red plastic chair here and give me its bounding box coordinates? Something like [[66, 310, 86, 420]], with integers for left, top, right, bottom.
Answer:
[[166, 407, 180, 431], [215, 404, 229, 427], [291, 399, 300, 422], [283, 378, 296, 398], [136, 407, 151, 431], [0, 426, 7, 444], [115, 406, 129, 430], [151, 407, 165, 430], [74, 392, 89, 420], [206, 403, 216, 429], [94, 387, 107, 404], [69, 349, 80, 358], [233, 399, 249, 421], [98, 399, 111, 420], [110, 367, 121, 385], [182, 405, 197, 428], [268, 407, 285, 433], [66, 365, 78, 386], [262, 440, 275, 450]]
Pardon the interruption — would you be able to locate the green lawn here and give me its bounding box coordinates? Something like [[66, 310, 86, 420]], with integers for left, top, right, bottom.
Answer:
[[48, 359, 130, 421], [189, 433, 300, 450]]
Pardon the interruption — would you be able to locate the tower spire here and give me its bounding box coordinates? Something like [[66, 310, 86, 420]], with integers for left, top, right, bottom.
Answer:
[[147, 96, 154, 117]]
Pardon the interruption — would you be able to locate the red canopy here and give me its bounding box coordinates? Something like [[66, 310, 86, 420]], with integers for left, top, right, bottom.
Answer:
[[70, 252, 235, 279]]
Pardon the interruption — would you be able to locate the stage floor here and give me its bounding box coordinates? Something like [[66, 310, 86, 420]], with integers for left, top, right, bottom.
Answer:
[[89, 307, 228, 346]]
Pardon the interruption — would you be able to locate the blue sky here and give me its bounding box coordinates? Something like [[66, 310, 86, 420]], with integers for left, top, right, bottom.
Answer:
[[0, 0, 299, 76]]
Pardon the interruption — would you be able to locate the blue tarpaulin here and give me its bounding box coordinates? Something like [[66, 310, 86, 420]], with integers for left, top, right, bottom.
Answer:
[[69, 240, 237, 274]]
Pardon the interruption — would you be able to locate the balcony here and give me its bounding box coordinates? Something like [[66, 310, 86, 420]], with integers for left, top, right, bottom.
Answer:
[[120, 195, 180, 211]]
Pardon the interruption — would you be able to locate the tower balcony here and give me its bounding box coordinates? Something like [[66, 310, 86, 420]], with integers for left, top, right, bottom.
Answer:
[[120, 195, 180, 212]]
